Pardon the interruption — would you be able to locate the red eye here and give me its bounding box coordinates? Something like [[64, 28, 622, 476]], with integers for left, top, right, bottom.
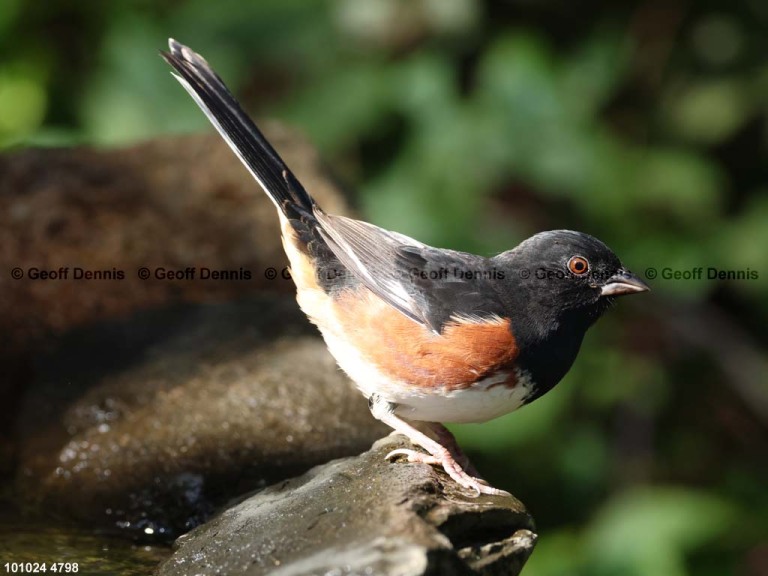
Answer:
[[568, 256, 589, 276]]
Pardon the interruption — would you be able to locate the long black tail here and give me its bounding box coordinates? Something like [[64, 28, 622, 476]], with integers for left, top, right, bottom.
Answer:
[[161, 39, 316, 220]]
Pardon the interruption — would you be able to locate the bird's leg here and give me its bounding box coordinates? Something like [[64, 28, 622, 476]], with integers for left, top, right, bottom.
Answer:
[[368, 394, 510, 496], [426, 422, 484, 480]]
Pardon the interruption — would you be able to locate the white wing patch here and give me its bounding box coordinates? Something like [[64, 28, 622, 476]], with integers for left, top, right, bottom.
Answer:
[[314, 210, 429, 325]]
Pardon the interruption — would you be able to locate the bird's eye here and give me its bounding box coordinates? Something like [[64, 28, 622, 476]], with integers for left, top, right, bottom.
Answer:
[[568, 256, 590, 276]]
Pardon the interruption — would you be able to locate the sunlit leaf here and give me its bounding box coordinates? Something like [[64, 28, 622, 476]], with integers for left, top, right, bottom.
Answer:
[[585, 487, 737, 576], [664, 79, 752, 144]]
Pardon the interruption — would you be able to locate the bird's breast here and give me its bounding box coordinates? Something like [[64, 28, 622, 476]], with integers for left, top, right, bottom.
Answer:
[[330, 288, 520, 389], [307, 284, 532, 422]]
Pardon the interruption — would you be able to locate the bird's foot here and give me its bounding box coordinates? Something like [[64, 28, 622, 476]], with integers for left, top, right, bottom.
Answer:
[[369, 395, 510, 497], [428, 423, 483, 479], [386, 446, 510, 497]]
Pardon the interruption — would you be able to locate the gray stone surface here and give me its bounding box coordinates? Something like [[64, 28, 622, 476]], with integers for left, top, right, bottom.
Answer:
[[156, 435, 537, 576], [17, 296, 388, 538]]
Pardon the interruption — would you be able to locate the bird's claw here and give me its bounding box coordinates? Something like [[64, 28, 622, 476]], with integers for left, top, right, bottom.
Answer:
[[385, 447, 510, 497]]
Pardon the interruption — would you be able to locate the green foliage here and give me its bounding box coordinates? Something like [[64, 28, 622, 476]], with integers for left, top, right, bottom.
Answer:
[[524, 488, 737, 576], [585, 489, 736, 576]]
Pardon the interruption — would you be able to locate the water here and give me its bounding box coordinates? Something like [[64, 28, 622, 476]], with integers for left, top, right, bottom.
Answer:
[[0, 521, 172, 575]]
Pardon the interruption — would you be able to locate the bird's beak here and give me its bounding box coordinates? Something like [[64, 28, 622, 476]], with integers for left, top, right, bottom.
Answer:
[[600, 269, 650, 297]]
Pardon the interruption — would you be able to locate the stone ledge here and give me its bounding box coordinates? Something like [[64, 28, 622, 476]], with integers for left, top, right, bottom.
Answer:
[[156, 435, 536, 576]]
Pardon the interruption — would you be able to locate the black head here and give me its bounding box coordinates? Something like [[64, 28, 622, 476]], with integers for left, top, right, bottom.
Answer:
[[495, 230, 648, 327], [492, 230, 649, 397]]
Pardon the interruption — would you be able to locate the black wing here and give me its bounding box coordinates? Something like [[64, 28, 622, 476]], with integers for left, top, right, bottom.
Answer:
[[315, 211, 508, 333]]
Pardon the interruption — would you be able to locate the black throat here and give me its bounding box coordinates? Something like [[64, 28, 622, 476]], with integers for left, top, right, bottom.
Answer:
[[502, 289, 608, 403], [512, 308, 595, 402]]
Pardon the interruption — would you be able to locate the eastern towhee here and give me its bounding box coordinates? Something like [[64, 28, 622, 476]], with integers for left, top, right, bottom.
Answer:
[[162, 39, 649, 496]]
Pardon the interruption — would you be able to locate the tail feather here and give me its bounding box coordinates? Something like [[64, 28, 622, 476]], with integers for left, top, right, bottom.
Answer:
[[161, 39, 315, 219]]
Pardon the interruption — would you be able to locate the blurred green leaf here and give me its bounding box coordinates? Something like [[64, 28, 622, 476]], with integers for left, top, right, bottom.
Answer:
[[561, 32, 629, 120], [282, 61, 395, 152], [0, 69, 46, 141], [558, 426, 610, 494], [174, 0, 333, 66], [690, 14, 744, 68], [713, 194, 768, 297], [664, 79, 751, 144], [634, 148, 723, 221], [522, 529, 583, 576], [585, 488, 737, 576], [81, 13, 176, 143], [577, 344, 669, 412], [0, 0, 20, 37]]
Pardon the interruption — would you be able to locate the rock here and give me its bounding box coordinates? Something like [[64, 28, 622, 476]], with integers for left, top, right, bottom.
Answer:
[[0, 128, 351, 463], [0, 129, 349, 355], [17, 295, 388, 539], [1, 127, 355, 521], [156, 435, 537, 576]]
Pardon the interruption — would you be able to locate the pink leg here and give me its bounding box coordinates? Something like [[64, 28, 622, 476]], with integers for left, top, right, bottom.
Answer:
[[427, 422, 483, 479], [370, 396, 509, 496]]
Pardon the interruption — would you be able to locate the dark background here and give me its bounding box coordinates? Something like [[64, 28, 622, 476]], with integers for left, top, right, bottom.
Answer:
[[2, 1, 766, 574]]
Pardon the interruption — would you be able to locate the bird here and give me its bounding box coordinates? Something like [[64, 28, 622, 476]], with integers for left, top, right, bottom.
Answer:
[[162, 39, 650, 496]]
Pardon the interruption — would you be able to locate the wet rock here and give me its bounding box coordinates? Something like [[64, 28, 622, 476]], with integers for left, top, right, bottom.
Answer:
[[0, 127, 351, 458], [17, 296, 388, 539], [156, 435, 537, 576]]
